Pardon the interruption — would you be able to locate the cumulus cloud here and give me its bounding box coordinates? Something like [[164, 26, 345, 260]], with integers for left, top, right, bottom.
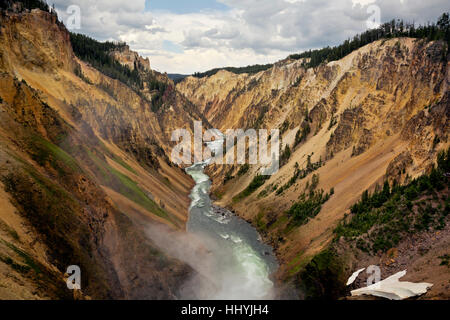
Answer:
[[53, 0, 449, 74]]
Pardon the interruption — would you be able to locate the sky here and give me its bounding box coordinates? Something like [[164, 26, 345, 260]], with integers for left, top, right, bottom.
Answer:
[[54, 0, 449, 74]]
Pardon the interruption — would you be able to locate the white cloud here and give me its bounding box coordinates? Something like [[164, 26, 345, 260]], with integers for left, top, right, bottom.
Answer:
[[53, 0, 449, 74]]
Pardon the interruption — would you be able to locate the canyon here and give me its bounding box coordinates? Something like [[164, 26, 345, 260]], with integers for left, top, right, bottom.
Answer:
[[177, 36, 449, 298], [0, 8, 199, 299], [0, 4, 448, 300]]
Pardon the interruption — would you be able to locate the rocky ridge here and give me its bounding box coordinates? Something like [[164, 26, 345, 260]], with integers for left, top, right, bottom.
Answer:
[[178, 37, 449, 297]]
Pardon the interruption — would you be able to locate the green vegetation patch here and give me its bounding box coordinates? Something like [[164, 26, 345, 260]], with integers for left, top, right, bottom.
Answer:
[[233, 174, 270, 202], [224, 167, 235, 184], [285, 188, 333, 230], [190, 14, 448, 81], [110, 154, 137, 175], [192, 64, 273, 79], [0, 253, 30, 274], [0, 0, 49, 11], [334, 148, 450, 254], [280, 120, 290, 135], [280, 144, 291, 166], [294, 123, 311, 148], [0, 167, 96, 280], [237, 163, 250, 176], [297, 249, 347, 300], [289, 13, 450, 69], [28, 135, 81, 174], [276, 157, 323, 195], [110, 166, 169, 219], [0, 220, 20, 241], [69, 33, 142, 89], [286, 250, 309, 276], [69, 32, 171, 113], [86, 149, 170, 221], [255, 212, 267, 232], [1, 239, 41, 274]]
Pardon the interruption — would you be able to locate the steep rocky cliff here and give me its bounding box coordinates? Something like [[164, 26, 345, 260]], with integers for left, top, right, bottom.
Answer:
[[178, 37, 449, 297], [110, 44, 151, 72], [0, 8, 198, 299]]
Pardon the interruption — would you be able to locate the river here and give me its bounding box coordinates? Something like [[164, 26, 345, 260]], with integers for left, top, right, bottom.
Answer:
[[184, 134, 278, 299]]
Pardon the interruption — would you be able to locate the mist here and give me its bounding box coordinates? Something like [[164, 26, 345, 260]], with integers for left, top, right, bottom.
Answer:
[[143, 161, 281, 300], [144, 220, 277, 300]]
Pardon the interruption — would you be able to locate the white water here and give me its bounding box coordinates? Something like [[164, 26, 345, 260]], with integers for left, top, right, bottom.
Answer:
[[183, 135, 277, 299]]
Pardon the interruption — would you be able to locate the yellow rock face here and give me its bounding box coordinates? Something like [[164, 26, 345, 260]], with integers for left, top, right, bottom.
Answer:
[[178, 37, 449, 280], [0, 9, 196, 299], [110, 45, 151, 71]]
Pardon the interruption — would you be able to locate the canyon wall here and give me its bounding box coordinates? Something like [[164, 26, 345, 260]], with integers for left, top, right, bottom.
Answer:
[[0, 9, 198, 299], [178, 37, 449, 296]]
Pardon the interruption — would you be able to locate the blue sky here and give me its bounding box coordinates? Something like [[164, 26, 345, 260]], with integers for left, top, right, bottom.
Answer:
[[162, 40, 184, 54], [145, 0, 229, 14]]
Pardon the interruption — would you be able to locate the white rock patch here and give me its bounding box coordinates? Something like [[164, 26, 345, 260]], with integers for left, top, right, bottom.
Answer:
[[346, 268, 366, 286], [351, 270, 433, 300]]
